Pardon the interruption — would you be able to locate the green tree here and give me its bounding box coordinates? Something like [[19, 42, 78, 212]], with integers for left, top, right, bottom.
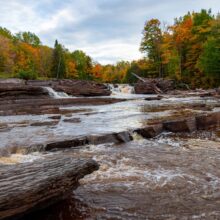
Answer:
[[51, 40, 66, 79], [140, 19, 164, 77], [15, 31, 41, 46], [0, 27, 13, 39], [198, 15, 220, 83], [71, 50, 93, 80]]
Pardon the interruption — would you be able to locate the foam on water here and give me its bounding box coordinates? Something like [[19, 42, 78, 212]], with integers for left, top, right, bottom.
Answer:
[[0, 152, 42, 164], [43, 87, 71, 98]]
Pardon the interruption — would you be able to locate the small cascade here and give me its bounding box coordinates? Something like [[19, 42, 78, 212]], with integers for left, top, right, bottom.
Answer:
[[108, 84, 135, 95], [43, 87, 70, 99]]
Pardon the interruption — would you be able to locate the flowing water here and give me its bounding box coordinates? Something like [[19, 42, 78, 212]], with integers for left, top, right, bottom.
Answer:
[[1, 85, 220, 219], [43, 87, 71, 98]]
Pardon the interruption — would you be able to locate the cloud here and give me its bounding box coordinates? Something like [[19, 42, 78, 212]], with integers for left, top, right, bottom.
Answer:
[[0, 0, 219, 64]]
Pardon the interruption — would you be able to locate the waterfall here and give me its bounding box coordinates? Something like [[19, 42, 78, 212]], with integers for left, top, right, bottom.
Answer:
[[108, 84, 135, 95], [43, 87, 70, 99]]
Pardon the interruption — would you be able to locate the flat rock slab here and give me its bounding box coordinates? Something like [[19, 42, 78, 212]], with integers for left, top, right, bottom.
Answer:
[[63, 118, 81, 123], [27, 79, 111, 97], [0, 98, 125, 116], [0, 155, 99, 220], [44, 131, 133, 151]]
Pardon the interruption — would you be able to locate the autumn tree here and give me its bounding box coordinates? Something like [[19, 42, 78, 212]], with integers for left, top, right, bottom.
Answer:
[[0, 27, 13, 39], [71, 50, 93, 80]]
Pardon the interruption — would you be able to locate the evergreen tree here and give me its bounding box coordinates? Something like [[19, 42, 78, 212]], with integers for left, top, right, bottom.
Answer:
[[140, 19, 164, 77], [51, 40, 66, 79]]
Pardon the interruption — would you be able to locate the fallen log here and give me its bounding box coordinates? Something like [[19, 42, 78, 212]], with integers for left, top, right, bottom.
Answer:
[[0, 155, 99, 220]]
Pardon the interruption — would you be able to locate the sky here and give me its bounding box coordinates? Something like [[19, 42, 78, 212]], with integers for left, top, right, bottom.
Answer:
[[0, 0, 219, 64]]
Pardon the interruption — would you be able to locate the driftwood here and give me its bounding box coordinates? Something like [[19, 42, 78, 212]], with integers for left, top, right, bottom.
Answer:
[[0, 155, 99, 220]]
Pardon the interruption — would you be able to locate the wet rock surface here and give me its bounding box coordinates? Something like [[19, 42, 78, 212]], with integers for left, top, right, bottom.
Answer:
[[0, 97, 125, 116], [0, 155, 99, 220], [135, 124, 163, 138], [163, 117, 197, 133]]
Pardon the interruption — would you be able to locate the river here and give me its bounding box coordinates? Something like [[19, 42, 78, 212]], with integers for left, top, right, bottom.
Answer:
[[1, 85, 220, 219]]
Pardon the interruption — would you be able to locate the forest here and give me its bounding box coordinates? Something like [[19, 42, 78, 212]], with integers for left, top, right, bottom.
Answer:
[[0, 9, 219, 88]]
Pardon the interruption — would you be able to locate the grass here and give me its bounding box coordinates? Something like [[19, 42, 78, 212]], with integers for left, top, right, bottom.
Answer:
[[0, 73, 51, 80], [0, 72, 15, 79]]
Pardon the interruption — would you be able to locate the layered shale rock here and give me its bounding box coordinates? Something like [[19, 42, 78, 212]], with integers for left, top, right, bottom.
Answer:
[[0, 85, 50, 100], [26, 79, 111, 97], [0, 155, 99, 220]]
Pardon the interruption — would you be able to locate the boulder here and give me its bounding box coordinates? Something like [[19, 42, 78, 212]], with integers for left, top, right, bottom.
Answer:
[[135, 124, 163, 138], [196, 112, 220, 130], [88, 131, 133, 145], [134, 78, 175, 94], [134, 81, 162, 94], [163, 117, 196, 133]]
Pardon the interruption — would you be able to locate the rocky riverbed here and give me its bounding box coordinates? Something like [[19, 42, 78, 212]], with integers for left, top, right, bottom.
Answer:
[[0, 79, 220, 219]]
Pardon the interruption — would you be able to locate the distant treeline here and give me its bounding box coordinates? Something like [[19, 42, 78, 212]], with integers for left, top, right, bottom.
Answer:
[[0, 9, 219, 88]]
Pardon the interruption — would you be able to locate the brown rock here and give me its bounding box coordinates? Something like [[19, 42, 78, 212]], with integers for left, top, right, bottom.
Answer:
[[30, 120, 59, 127], [0, 155, 99, 219], [0, 123, 10, 132], [88, 131, 133, 145], [135, 78, 175, 94], [145, 95, 163, 101], [0, 85, 50, 100], [45, 131, 133, 151], [63, 118, 81, 123], [45, 137, 89, 151], [135, 124, 163, 138], [0, 98, 125, 116], [27, 79, 111, 97], [163, 117, 196, 133], [48, 115, 61, 120], [196, 112, 220, 130]]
